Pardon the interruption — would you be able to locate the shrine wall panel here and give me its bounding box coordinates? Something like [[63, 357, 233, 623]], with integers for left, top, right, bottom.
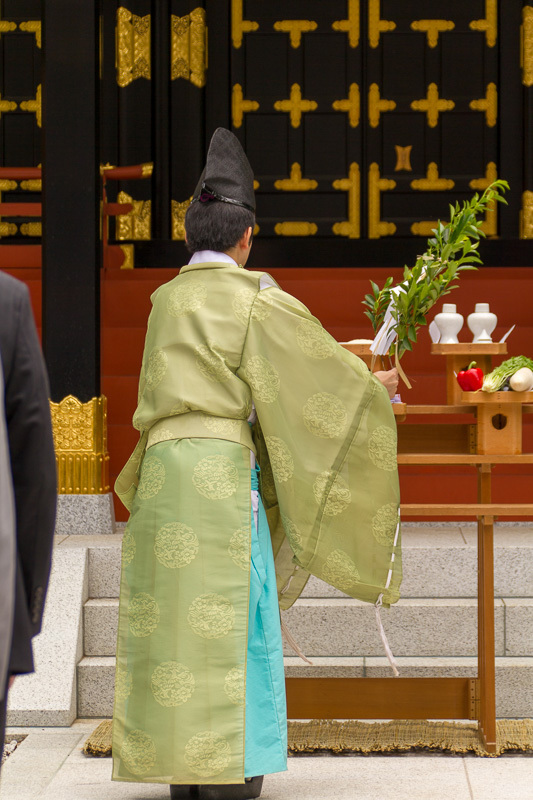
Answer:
[[100, 266, 533, 522]]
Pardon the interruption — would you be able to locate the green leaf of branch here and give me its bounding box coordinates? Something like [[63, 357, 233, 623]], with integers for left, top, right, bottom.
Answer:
[[361, 180, 509, 355]]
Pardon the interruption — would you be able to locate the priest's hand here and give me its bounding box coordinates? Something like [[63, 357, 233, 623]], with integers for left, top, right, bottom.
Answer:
[[374, 368, 399, 399]]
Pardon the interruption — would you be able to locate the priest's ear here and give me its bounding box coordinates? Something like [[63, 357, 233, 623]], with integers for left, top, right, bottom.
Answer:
[[239, 226, 253, 250]]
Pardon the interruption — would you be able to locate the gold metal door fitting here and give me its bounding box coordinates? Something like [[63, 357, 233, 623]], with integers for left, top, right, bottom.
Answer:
[[116, 7, 151, 87], [171, 8, 207, 88]]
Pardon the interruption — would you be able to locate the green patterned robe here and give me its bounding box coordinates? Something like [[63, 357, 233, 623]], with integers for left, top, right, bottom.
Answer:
[[112, 261, 401, 784]]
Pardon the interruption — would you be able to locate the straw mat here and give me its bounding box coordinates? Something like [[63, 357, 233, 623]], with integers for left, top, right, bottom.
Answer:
[[83, 719, 533, 759], [287, 719, 533, 757]]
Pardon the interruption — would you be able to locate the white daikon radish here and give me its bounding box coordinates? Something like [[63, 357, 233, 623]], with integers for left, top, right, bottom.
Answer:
[[509, 367, 533, 392]]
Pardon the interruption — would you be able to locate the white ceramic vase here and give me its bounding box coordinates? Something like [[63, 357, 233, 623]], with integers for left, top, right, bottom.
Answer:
[[433, 303, 464, 344], [467, 303, 497, 343]]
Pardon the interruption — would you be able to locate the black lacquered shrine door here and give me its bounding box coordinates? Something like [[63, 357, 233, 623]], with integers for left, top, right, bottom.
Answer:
[[0, 0, 42, 242], [100, 0, 526, 268], [223, 0, 519, 245], [228, 0, 363, 240]]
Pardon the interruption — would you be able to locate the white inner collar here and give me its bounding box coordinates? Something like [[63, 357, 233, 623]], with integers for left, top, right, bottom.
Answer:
[[188, 250, 237, 266]]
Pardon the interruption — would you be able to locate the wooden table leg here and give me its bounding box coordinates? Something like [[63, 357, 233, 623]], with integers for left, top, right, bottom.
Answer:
[[477, 464, 497, 753]]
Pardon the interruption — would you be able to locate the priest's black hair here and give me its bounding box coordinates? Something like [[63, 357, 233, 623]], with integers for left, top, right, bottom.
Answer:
[[184, 199, 255, 254]]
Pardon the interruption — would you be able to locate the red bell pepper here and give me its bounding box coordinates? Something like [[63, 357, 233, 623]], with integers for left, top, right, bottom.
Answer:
[[457, 361, 483, 391]]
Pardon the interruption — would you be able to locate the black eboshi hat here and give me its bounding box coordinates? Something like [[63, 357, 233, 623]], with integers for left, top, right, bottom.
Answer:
[[191, 128, 255, 213]]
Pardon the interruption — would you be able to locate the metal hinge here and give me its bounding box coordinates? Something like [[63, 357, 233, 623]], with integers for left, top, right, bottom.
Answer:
[[468, 423, 477, 454], [171, 8, 207, 88], [468, 678, 481, 719], [116, 7, 151, 87]]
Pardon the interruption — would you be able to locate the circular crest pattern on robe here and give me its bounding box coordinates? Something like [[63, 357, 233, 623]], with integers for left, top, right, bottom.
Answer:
[[145, 349, 168, 390], [128, 592, 160, 637], [372, 503, 399, 546], [233, 288, 273, 324], [192, 455, 240, 499], [115, 667, 133, 700], [121, 525, 136, 565], [244, 356, 280, 402], [265, 435, 294, 482], [303, 392, 347, 438], [281, 513, 303, 553], [228, 527, 250, 571], [224, 664, 245, 706], [148, 427, 174, 446], [368, 426, 397, 471], [188, 593, 235, 639], [296, 319, 337, 359], [167, 280, 208, 317], [151, 661, 196, 707], [154, 522, 200, 568], [195, 344, 233, 383], [138, 456, 166, 499], [322, 549, 360, 591], [201, 414, 242, 436], [184, 731, 232, 778], [121, 729, 157, 776], [313, 471, 352, 516]]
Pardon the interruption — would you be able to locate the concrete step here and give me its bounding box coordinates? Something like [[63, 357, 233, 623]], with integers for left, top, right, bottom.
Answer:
[[83, 596, 533, 659], [77, 655, 533, 719], [82, 526, 533, 600]]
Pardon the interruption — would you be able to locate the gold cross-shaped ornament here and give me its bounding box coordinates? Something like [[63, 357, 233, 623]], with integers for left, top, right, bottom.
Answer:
[[332, 83, 360, 128], [411, 83, 454, 127], [274, 84, 317, 128], [273, 20, 317, 48]]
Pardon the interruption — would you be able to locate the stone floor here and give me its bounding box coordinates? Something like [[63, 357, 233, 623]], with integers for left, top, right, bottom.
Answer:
[[1, 721, 532, 800]]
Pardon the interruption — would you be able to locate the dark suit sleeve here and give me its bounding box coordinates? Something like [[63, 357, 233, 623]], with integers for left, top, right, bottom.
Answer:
[[4, 284, 57, 648]]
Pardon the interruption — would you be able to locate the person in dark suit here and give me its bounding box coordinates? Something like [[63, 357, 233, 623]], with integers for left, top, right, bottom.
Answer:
[[0, 271, 57, 760], [0, 357, 16, 736]]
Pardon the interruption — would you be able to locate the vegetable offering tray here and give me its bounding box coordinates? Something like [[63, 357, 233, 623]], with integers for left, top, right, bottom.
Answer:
[[460, 391, 533, 404]]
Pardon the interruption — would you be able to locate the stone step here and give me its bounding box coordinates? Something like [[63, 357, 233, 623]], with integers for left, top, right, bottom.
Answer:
[[302, 526, 533, 599], [7, 544, 88, 727], [82, 526, 533, 600], [83, 596, 533, 659], [84, 598, 118, 656], [77, 655, 533, 719]]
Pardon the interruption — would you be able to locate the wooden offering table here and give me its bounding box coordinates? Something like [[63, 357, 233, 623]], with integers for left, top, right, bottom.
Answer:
[[285, 342, 533, 753]]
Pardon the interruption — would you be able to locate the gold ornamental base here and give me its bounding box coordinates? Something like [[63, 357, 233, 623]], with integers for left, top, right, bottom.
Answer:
[[50, 395, 110, 494]]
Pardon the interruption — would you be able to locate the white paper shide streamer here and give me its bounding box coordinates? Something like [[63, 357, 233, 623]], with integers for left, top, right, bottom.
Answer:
[[374, 512, 401, 677]]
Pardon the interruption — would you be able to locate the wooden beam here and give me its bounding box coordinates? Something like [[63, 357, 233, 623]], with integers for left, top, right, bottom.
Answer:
[[286, 678, 474, 720], [398, 453, 533, 465], [401, 503, 533, 516], [405, 405, 473, 414]]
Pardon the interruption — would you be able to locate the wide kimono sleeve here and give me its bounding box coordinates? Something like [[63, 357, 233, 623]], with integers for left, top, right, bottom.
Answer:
[[237, 285, 402, 611]]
